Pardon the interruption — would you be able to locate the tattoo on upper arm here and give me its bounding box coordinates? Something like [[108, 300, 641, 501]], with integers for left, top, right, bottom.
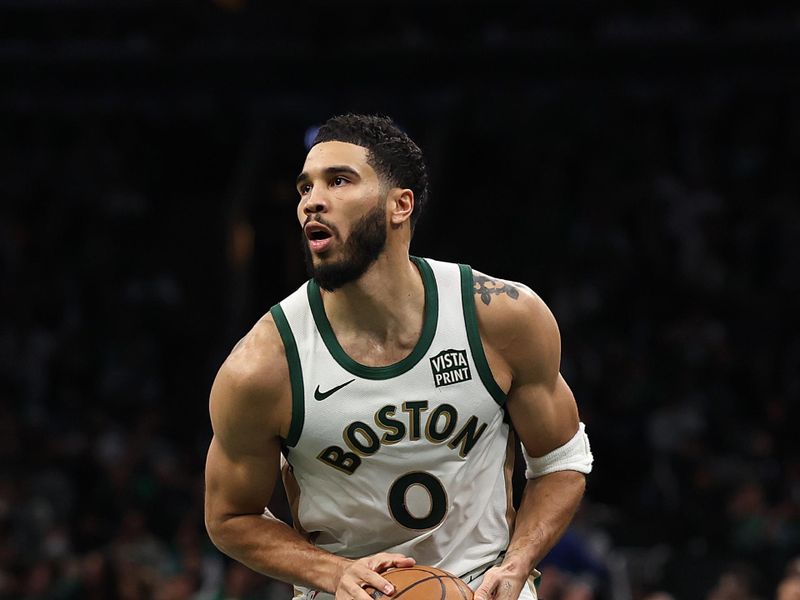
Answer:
[[473, 274, 521, 305]]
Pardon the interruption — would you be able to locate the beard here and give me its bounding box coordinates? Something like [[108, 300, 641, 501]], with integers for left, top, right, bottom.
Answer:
[[302, 203, 387, 291]]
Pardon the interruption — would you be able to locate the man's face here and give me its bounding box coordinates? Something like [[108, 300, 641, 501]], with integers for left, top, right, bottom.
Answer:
[[296, 141, 388, 291]]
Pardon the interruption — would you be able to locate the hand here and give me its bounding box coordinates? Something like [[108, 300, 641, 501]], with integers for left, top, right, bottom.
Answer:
[[473, 564, 527, 600], [334, 553, 416, 600]]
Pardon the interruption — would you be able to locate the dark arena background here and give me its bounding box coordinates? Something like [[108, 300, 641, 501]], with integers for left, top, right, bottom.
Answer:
[[2, 2, 799, 599]]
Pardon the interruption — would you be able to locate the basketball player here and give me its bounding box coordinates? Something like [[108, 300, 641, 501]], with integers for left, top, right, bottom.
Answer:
[[204, 114, 593, 600]]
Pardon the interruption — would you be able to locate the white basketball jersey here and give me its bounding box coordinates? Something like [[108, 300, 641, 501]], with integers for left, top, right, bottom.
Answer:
[[270, 257, 519, 597]]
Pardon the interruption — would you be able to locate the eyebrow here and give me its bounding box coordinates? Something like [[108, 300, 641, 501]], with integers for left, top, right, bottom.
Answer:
[[296, 165, 361, 186]]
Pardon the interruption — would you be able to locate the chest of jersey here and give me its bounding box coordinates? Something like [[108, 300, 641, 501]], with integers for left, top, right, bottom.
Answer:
[[272, 258, 513, 565]]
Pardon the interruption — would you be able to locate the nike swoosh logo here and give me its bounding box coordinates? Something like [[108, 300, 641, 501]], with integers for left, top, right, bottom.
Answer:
[[314, 379, 356, 401]]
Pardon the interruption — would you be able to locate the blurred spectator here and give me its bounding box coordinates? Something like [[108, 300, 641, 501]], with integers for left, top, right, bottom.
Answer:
[[777, 576, 800, 600], [706, 564, 760, 600]]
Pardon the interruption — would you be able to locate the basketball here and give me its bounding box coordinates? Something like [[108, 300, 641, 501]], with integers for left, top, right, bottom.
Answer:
[[367, 566, 474, 600]]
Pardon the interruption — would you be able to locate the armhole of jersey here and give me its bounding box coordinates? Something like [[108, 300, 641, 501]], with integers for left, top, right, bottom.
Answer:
[[270, 303, 305, 448], [458, 264, 507, 407]]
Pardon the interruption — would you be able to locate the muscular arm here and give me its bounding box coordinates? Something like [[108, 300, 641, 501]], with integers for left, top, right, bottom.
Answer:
[[471, 273, 588, 600], [204, 317, 344, 591], [204, 316, 411, 598], [503, 382, 586, 575]]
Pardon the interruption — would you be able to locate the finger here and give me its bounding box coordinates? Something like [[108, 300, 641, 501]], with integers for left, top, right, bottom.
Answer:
[[336, 576, 381, 600], [368, 553, 416, 572], [474, 582, 495, 600], [474, 576, 498, 600], [357, 569, 397, 596], [394, 556, 416, 568], [336, 584, 383, 600], [337, 583, 373, 600]]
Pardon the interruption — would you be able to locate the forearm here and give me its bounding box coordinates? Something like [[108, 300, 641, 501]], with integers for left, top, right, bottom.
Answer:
[[207, 510, 349, 592], [503, 470, 586, 574]]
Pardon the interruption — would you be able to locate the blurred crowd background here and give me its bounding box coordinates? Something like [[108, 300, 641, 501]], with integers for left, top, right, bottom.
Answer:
[[1, 2, 799, 599]]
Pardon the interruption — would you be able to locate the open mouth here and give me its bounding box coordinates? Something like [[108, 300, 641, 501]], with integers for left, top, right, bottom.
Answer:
[[305, 223, 334, 252], [307, 229, 332, 241]]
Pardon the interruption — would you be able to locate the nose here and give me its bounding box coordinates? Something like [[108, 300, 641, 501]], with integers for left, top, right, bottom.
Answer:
[[302, 186, 328, 216]]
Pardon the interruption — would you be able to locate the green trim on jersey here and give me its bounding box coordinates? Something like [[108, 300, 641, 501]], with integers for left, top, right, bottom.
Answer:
[[270, 303, 305, 447], [306, 256, 439, 380], [459, 264, 507, 406]]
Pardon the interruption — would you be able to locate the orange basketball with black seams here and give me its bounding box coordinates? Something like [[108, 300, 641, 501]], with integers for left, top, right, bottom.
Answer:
[[367, 566, 474, 600]]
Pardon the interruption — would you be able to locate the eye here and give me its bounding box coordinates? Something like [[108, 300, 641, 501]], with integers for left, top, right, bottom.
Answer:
[[332, 176, 348, 187], [298, 183, 311, 196]]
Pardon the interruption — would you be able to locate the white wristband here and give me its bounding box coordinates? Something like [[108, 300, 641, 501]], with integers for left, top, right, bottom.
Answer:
[[522, 422, 593, 479]]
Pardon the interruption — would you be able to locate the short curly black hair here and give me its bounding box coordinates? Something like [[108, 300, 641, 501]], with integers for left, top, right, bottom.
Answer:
[[312, 114, 429, 231]]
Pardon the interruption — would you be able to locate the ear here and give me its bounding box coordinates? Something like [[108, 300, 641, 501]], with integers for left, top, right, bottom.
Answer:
[[389, 188, 414, 228]]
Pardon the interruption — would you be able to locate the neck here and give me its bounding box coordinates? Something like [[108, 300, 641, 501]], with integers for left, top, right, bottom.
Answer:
[[320, 247, 424, 343]]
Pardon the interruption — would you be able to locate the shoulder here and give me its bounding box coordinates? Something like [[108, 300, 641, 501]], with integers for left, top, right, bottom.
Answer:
[[219, 312, 289, 389], [470, 268, 561, 383], [209, 312, 292, 446]]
